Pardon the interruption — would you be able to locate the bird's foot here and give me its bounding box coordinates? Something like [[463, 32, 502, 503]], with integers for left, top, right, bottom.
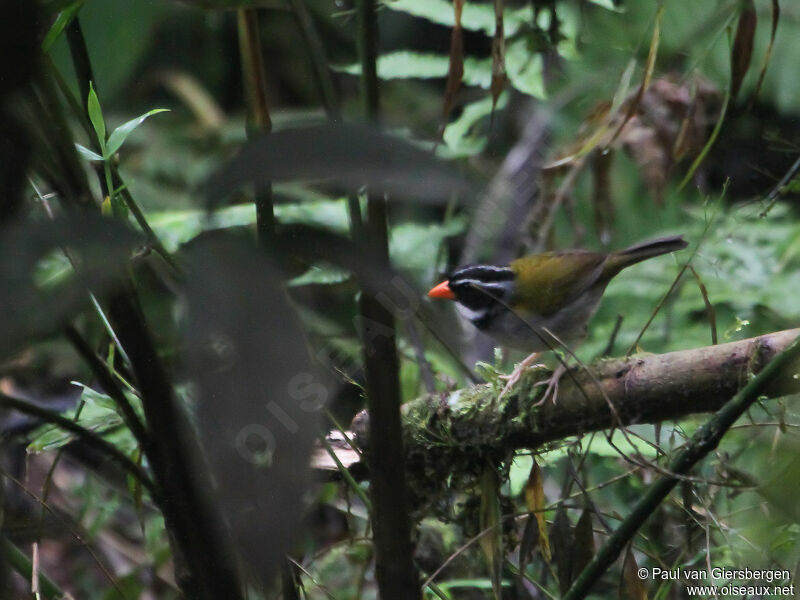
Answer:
[[498, 352, 543, 400], [532, 363, 567, 406]]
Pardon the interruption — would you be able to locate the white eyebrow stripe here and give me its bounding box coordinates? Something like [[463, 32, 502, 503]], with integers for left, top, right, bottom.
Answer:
[[452, 265, 514, 279], [457, 280, 511, 292]]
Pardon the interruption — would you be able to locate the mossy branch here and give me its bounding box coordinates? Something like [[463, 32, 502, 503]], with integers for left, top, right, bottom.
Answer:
[[351, 328, 800, 462]]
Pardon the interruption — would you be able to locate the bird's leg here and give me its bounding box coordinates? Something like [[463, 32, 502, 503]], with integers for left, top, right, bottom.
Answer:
[[498, 352, 543, 399], [533, 362, 567, 405]]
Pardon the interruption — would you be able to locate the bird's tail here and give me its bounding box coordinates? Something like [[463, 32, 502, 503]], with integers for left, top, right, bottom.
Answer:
[[604, 235, 688, 276]]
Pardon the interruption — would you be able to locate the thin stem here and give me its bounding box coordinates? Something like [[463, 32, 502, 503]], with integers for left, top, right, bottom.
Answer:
[[64, 325, 151, 451], [3, 538, 65, 600], [237, 8, 275, 247], [288, 0, 341, 120]]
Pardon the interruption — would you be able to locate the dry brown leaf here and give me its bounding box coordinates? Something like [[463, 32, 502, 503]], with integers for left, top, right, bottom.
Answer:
[[591, 149, 614, 244], [750, 0, 780, 106], [524, 458, 552, 562], [730, 0, 757, 102], [570, 509, 595, 583], [550, 504, 572, 594], [441, 0, 464, 128], [490, 0, 507, 122], [620, 545, 648, 600]]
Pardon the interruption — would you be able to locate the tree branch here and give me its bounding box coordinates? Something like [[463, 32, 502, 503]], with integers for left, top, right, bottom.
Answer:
[[351, 328, 800, 460]]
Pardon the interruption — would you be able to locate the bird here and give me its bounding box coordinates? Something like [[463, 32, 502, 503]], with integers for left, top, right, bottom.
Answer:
[[427, 235, 688, 400]]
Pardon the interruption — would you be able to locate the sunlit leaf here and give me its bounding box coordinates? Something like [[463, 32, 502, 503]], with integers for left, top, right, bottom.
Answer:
[[337, 51, 491, 88], [385, 0, 531, 36], [443, 94, 509, 156], [74, 143, 103, 162]]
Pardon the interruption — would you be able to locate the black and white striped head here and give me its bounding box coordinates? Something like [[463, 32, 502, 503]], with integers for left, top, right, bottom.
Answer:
[[427, 265, 514, 330]]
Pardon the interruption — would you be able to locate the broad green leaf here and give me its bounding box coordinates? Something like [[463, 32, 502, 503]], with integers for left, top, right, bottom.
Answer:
[[74, 143, 103, 161], [26, 384, 135, 453], [288, 265, 350, 287], [147, 198, 352, 252], [443, 93, 509, 156], [105, 109, 170, 157], [390, 217, 467, 283], [337, 51, 491, 88], [338, 44, 543, 99], [385, 0, 531, 36], [87, 82, 106, 151]]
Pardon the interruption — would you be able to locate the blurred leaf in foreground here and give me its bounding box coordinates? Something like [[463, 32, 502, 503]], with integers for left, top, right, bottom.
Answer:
[[184, 233, 334, 586], [204, 123, 471, 204]]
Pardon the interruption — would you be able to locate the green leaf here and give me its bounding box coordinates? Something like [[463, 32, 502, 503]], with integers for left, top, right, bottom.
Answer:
[[41, 1, 85, 52], [105, 108, 170, 157], [337, 45, 543, 99], [390, 217, 467, 283], [27, 387, 120, 453], [337, 51, 491, 88], [443, 94, 509, 156], [586, 0, 625, 11], [87, 82, 106, 151], [288, 265, 351, 287], [147, 198, 352, 252], [74, 143, 103, 161]]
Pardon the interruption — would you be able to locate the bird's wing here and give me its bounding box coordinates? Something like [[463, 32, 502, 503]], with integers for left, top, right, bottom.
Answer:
[[509, 251, 607, 315]]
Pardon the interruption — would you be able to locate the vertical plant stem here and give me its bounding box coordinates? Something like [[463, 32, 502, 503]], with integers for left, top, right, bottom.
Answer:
[[236, 9, 274, 247], [105, 293, 244, 600], [61, 24, 243, 597], [288, 0, 341, 121], [61, 22, 177, 270], [64, 17, 108, 199], [355, 0, 420, 598]]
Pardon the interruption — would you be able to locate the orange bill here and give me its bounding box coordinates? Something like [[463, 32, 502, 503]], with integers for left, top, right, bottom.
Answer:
[[427, 280, 455, 300]]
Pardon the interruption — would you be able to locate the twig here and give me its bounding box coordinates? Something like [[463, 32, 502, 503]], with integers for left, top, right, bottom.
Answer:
[[0, 394, 156, 497]]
